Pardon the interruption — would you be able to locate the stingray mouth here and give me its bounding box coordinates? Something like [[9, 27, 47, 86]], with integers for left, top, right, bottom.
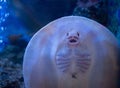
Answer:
[[68, 37, 79, 45], [69, 39, 77, 43]]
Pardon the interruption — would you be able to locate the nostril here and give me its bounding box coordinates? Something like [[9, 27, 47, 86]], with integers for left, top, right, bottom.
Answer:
[[77, 32, 79, 36]]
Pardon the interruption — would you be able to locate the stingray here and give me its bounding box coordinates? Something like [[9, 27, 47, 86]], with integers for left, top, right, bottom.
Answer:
[[23, 16, 119, 88]]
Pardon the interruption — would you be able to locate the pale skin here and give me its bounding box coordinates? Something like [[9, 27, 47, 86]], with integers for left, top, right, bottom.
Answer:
[[23, 16, 119, 88]]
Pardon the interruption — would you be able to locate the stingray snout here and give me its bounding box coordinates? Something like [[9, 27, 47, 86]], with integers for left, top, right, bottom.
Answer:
[[66, 31, 80, 45]]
